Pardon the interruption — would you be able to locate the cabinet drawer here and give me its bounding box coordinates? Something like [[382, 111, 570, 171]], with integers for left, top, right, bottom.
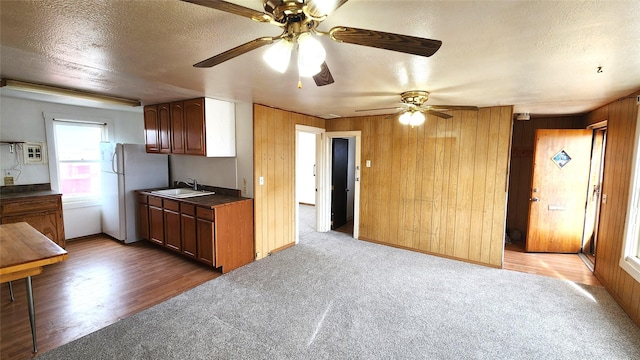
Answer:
[[164, 199, 180, 212], [148, 196, 163, 208], [138, 194, 148, 204], [196, 207, 214, 221], [181, 203, 195, 216], [0, 196, 60, 216]]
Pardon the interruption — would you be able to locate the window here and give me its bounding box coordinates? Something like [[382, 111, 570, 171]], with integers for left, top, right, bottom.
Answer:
[[53, 120, 106, 203], [620, 105, 640, 283]]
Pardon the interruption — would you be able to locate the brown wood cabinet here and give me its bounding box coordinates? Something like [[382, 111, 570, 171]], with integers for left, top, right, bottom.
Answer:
[[148, 196, 164, 246], [163, 199, 181, 252], [180, 204, 197, 259], [0, 194, 65, 248], [184, 98, 206, 155], [143, 97, 236, 157], [144, 106, 160, 153], [170, 101, 185, 154], [137, 192, 253, 273], [137, 194, 149, 240], [158, 103, 172, 154]]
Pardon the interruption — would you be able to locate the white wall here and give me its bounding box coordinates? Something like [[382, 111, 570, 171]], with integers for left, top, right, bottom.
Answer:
[[235, 102, 254, 198], [0, 95, 144, 239], [297, 131, 316, 205]]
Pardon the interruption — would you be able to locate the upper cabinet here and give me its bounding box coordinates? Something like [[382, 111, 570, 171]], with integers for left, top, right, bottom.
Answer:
[[144, 97, 236, 157]]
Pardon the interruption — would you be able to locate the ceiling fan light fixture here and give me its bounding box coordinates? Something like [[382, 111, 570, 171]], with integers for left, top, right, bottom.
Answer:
[[263, 38, 293, 73], [297, 32, 326, 72], [399, 111, 412, 125], [409, 111, 425, 126]]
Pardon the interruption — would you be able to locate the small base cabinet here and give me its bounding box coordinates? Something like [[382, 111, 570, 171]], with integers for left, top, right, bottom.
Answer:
[[0, 194, 65, 248], [137, 192, 254, 273]]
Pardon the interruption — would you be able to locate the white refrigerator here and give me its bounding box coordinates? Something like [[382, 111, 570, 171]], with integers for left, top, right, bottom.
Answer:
[[100, 143, 169, 243]]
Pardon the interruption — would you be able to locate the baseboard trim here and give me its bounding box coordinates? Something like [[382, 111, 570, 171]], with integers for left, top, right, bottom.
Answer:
[[358, 236, 501, 269]]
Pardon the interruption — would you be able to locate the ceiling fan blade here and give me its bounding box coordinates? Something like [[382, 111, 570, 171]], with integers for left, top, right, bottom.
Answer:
[[313, 62, 335, 86], [426, 110, 453, 119], [329, 26, 442, 57], [355, 106, 402, 112], [181, 0, 273, 23], [428, 105, 479, 111], [306, 0, 349, 17], [193, 37, 275, 68]]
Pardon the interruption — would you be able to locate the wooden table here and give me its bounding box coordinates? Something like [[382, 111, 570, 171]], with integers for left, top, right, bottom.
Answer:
[[0, 222, 68, 353]]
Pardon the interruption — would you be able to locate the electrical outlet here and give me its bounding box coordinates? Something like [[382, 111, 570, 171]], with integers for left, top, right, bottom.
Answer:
[[4, 176, 14, 185]]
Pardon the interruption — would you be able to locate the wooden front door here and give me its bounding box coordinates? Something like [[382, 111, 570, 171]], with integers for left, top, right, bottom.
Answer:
[[331, 138, 348, 230], [526, 129, 593, 253]]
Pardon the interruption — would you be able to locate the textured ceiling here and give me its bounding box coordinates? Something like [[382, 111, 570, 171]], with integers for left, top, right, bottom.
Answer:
[[1, 0, 639, 118]]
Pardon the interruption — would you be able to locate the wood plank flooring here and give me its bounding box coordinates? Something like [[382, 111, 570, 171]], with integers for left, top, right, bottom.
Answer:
[[504, 240, 601, 286], [0, 235, 220, 360]]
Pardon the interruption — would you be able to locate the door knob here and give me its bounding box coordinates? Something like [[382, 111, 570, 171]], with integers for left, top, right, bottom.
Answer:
[[529, 197, 540, 202]]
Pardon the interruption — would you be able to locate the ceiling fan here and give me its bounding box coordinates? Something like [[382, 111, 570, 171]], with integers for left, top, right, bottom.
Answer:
[[181, 0, 443, 87], [356, 90, 479, 126]]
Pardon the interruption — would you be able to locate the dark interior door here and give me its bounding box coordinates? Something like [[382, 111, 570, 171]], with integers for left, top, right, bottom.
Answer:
[[331, 138, 348, 229]]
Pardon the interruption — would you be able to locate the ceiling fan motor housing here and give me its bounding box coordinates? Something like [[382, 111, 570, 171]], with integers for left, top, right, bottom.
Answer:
[[401, 90, 430, 106]]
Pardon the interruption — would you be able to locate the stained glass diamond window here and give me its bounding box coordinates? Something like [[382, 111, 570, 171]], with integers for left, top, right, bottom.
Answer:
[[552, 149, 571, 169]]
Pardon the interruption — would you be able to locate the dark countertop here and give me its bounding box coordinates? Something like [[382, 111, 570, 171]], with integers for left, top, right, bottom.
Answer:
[[138, 188, 252, 209], [0, 184, 61, 200], [0, 190, 62, 200]]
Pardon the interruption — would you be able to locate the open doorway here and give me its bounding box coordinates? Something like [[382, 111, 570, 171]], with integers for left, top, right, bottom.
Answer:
[[330, 137, 356, 235], [295, 125, 324, 243], [504, 117, 604, 284], [294, 127, 361, 242]]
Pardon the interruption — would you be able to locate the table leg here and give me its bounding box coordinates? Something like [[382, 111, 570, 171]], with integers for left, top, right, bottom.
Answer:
[[25, 276, 37, 353]]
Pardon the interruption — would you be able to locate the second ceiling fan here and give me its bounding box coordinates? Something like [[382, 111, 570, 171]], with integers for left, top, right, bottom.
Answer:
[[181, 0, 443, 86]]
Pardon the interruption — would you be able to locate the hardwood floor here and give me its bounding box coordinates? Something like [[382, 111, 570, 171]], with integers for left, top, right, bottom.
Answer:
[[0, 235, 220, 360], [504, 240, 601, 286]]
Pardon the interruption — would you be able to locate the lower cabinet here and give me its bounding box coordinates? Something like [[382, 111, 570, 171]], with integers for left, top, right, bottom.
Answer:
[[180, 204, 197, 259], [0, 194, 66, 248], [163, 199, 181, 252], [138, 193, 254, 273]]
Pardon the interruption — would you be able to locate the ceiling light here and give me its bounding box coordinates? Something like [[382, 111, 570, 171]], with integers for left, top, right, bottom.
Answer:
[[399, 110, 425, 127], [0, 79, 141, 107], [409, 111, 425, 126], [263, 39, 293, 73], [399, 111, 412, 125], [297, 33, 326, 77]]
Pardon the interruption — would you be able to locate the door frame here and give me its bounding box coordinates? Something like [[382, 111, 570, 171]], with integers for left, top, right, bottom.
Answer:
[[321, 131, 361, 239], [295, 125, 325, 243]]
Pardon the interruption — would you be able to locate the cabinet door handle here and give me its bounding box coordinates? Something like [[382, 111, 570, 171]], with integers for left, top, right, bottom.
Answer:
[[529, 197, 540, 202]]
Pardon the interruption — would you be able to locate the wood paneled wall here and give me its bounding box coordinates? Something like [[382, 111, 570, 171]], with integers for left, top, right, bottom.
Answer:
[[506, 116, 585, 238], [327, 106, 513, 267], [253, 104, 325, 259], [585, 92, 640, 326]]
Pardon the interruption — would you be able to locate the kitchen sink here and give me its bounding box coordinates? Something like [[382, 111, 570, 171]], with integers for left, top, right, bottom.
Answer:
[[151, 188, 215, 198]]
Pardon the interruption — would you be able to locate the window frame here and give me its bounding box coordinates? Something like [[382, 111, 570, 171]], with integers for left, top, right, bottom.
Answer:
[[620, 105, 640, 283], [44, 112, 115, 206]]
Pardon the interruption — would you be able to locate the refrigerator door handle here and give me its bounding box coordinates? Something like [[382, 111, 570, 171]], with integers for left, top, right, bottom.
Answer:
[[111, 151, 118, 174]]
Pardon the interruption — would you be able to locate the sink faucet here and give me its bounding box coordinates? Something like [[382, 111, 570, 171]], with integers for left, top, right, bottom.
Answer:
[[187, 178, 198, 190]]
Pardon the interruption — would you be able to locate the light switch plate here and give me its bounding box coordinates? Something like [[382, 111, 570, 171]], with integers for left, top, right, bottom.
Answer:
[[366, 160, 371, 167]]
